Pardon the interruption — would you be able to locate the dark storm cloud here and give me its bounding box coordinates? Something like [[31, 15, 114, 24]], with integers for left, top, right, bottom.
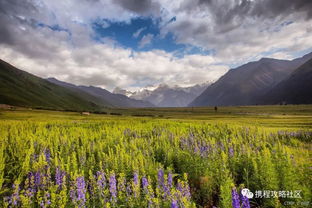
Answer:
[[113, 0, 160, 15], [251, 0, 312, 20], [0, 14, 14, 44], [0, 0, 39, 45], [174, 0, 312, 40], [0, 0, 37, 16], [186, 0, 312, 22]]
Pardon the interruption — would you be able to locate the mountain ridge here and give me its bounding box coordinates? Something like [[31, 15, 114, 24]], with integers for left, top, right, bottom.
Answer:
[[113, 82, 210, 107], [0, 59, 105, 111], [46, 78, 154, 108], [189, 52, 312, 106], [260, 57, 312, 104]]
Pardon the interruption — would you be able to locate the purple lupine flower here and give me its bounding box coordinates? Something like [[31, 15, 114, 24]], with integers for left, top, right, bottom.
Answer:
[[184, 184, 191, 199], [171, 200, 179, 208], [96, 171, 106, 189], [142, 177, 149, 191], [40, 192, 51, 208], [241, 195, 251, 208], [163, 173, 173, 199], [133, 172, 139, 185], [157, 169, 164, 188], [9, 184, 20, 206], [109, 173, 117, 201], [232, 188, 240, 208], [25, 172, 36, 197], [55, 168, 65, 188], [133, 172, 140, 198], [76, 176, 86, 207], [44, 148, 51, 163], [177, 182, 183, 193], [35, 171, 41, 188], [176, 181, 191, 199], [70, 182, 77, 202]]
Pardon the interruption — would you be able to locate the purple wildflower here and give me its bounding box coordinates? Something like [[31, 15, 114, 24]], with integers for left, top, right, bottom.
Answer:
[[25, 172, 36, 197], [109, 173, 117, 202], [133, 172, 139, 185], [241, 195, 251, 208], [55, 168, 65, 189], [40, 192, 51, 208], [157, 169, 164, 188], [70, 182, 77, 202], [35, 171, 41, 188], [76, 176, 86, 208], [10, 183, 20, 206], [232, 188, 240, 208], [142, 176, 149, 191], [44, 148, 51, 163], [171, 199, 179, 208], [133, 172, 140, 198], [96, 171, 106, 189]]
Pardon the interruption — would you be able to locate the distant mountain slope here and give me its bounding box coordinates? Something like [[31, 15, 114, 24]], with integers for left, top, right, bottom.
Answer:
[[189, 52, 312, 106], [262, 57, 312, 104], [0, 59, 104, 111], [114, 83, 209, 107], [47, 78, 154, 108]]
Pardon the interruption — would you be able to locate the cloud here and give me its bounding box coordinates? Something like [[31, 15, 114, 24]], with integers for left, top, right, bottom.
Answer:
[[113, 0, 161, 15], [0, 0, 311, 92], [159, 0, 312, 64], [133, 27, 146, 38], [138, 34, 154, 48], [0, 0, 228, 91], [1, 41, 228, 91]]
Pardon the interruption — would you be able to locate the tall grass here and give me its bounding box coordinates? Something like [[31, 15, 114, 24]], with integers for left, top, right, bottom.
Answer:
[[0, 119, 310, 207]]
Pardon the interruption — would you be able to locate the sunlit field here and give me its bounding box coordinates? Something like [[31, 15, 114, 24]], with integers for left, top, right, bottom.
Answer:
[[0, 105, 311, 207]]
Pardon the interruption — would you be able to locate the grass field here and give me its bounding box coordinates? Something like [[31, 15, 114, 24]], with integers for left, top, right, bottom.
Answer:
[[0, 105, 311, 207]]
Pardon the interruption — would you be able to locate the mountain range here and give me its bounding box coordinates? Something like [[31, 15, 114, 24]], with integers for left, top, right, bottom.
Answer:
[[0, 52, 312, 110], [46, 78, 153, 108], [189, 52, 312, 106], [113, 83, 210, 107], [262, 57, 312, 104], [0, 59, 152, 111]]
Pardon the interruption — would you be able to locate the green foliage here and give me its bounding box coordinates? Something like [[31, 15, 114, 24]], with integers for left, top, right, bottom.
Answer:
[[0, 110, 311, 207], [0, 59, 109, 111]]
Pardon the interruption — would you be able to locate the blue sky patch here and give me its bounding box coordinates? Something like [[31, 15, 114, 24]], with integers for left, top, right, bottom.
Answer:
[[92, 17, 211, 57]]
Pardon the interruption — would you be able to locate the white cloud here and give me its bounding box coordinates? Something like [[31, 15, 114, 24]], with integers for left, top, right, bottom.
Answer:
[[138, 34, 154, 48], [133, 27, 146, 38], [0, 30, 228, 91], [0, 0, 311, 92]]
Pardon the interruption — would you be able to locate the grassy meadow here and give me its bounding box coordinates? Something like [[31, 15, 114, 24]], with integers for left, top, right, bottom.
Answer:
[[0, 105, 311, 207]]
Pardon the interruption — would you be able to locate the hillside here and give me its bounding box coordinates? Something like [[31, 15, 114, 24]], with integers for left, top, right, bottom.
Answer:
[[189, 52, 312, 106], [0, 59, 106, 111], [262, 57, 312, 104]]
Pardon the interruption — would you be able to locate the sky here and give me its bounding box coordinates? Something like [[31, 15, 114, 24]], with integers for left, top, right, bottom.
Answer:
[[0, 0, 312, 91]]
